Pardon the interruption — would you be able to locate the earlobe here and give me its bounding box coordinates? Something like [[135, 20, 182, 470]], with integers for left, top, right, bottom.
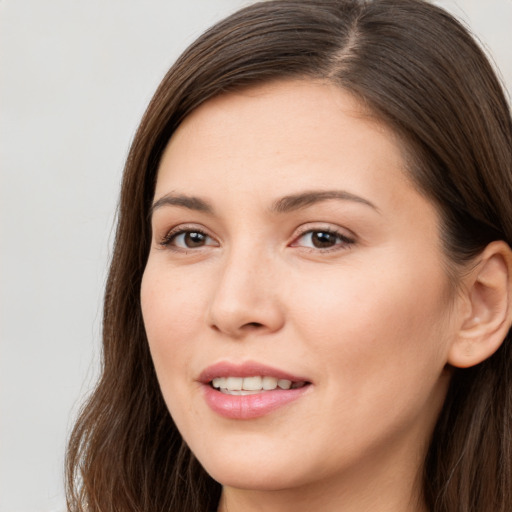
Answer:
[[448, 241, 512, 369]]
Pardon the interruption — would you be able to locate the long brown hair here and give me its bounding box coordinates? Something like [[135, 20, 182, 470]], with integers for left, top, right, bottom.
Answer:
[[66, 1, 512, 511]]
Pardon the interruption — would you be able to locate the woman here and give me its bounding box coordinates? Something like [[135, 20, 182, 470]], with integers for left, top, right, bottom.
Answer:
[[66, 1, 512, 511]]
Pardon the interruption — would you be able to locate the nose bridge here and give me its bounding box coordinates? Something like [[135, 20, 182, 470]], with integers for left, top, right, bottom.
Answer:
[[207, 237, 284, 337]]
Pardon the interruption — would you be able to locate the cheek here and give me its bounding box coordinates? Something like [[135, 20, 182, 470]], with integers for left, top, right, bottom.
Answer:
[[281, 259, 453, 469], [291, 252, 453, 396], [140, 264, 211, 437], [140, 265, 205, 385], [141, 259, 207, 330]]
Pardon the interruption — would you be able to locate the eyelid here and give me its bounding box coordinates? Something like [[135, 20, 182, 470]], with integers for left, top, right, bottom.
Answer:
[[155, 222, 355, 253], [158, 223, 219, 249], [290, 224, 356, 251]]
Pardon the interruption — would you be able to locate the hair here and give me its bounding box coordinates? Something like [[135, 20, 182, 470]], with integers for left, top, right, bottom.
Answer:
[[66, 1, 512, 511]]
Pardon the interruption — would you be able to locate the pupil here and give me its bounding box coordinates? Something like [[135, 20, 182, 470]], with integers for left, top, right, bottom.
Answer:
[[185, 232, 205, 247], [312, 231, 336, 248]]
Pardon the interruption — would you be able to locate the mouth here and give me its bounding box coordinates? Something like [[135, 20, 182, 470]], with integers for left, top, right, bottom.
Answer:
[[199, 361, 312, 419], [210, 376, 309, 395]]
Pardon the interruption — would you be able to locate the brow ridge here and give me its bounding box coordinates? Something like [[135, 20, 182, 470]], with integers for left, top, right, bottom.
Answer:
[[271, 190, 378, 213], [150, 189, 378, 218], [150, 193, 213, 216]]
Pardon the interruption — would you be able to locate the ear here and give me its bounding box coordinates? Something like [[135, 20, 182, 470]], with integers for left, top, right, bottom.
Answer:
[[448, 241, 512, 368]]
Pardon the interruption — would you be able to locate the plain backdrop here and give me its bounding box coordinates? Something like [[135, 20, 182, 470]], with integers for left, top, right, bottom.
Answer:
[[1, 1, 511, 511]]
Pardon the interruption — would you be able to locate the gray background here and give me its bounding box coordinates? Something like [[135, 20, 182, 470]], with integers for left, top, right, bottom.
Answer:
[[1, 1, 511, 511]]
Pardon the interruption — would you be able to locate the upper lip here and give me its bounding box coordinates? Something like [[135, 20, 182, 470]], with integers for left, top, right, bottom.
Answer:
[[198, 361, 310, 384]]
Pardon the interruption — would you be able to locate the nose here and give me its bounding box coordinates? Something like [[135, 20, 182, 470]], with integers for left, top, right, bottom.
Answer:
[[206, 247, 285, 339]]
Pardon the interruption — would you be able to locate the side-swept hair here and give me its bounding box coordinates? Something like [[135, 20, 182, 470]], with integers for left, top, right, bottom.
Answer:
[[66, 1, 512, 511]]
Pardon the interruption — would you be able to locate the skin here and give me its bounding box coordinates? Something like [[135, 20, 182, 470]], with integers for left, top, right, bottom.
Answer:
[[141, 80, 466, 512]]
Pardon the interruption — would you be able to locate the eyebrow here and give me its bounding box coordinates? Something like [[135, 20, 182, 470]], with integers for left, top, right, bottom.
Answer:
[[150, 193, 214, 216], [271, 190, 379, 213], [149, 189, 378, 217]]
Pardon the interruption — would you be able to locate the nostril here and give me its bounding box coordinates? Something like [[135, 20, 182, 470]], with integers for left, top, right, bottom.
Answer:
[[244, 322, 264, 329]]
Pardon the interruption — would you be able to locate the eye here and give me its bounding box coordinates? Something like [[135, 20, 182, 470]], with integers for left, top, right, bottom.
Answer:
[[160, 228, 219, 250], [292, 229, 354, 250]]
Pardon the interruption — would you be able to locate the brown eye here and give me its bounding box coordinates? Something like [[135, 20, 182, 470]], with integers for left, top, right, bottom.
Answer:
[[310, 231, 338, 248], [162, 229, 218, 249], [293, 229, 354, 251], [182, 231, 208, 248]]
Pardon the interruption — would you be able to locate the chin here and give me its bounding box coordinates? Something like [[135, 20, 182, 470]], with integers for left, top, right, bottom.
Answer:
[[191, 436, 332, 493], [204, 461, 307, 492]]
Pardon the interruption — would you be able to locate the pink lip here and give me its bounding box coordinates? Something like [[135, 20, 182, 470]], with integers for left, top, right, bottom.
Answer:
[[198, 361, 311, 420]]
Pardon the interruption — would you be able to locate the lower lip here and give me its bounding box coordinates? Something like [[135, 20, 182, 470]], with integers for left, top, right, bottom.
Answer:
[[202, 384, 310, 420]]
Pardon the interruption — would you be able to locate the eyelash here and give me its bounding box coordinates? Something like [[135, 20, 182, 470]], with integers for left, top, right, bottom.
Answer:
[[158, 226, 355, 253], [159, 226, 216, 250], [291, 227, 355, 252]]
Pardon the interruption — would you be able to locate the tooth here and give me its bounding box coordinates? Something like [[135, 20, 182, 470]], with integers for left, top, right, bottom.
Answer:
[[277, 379, 292, 390], [242, 376, 263, 390], [262, 376, 278, 390], [226, 377, 243, 391], [212, 376, 297, 392], [223, 389, 262, 395]]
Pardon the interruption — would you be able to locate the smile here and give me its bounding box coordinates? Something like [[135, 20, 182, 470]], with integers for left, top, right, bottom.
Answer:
[[211, 376, 307, 395], [200, 362, 312, 419]]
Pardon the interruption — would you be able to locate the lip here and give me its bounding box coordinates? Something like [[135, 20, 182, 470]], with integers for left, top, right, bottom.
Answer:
[[198, 361, 312, 420], [198, 361, 309, 383]]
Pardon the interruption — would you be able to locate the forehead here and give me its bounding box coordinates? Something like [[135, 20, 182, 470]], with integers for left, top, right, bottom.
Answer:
[[155, 79, 414, 212]]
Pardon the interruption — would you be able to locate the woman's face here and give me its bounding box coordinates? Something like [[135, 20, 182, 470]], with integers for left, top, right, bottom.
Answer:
[[141, 80, 458, 499]]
